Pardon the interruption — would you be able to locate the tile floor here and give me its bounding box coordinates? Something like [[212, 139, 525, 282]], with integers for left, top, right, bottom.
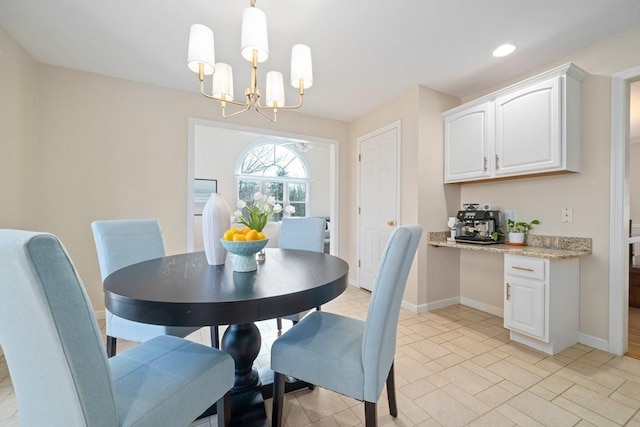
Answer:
[[1, 286, 639, 427]]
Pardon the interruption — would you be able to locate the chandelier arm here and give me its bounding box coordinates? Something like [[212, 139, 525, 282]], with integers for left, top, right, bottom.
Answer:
[[220, 100, 254, 119], [254, 105, 277, 123], [256, 92, 304, 111], [199, 81, 250, 108], [189, 8, 311, 123]]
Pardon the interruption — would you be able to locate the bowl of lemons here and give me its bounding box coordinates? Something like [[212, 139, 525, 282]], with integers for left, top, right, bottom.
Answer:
[[220, 227, 269, 272]]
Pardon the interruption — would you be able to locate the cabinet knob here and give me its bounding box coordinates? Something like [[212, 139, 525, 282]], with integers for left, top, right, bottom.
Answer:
[[387, 220, 397, 227]]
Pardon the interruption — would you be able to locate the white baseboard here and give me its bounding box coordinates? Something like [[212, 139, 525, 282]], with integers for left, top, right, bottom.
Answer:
[[460, 297, 504, 318], [401, 297, 460, 314], [401, 296, 503, 317], [578, 332, 609, 352]]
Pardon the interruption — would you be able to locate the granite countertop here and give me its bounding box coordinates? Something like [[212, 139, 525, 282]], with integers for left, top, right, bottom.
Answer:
[[426, 232, 592, 260]]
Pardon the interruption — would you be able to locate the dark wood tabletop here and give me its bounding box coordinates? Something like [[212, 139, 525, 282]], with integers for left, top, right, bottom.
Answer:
[[104, 248, 350, 327]]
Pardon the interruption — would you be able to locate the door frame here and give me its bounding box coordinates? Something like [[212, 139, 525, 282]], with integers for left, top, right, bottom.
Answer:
[[609, 66, 640, 355], [186, 118, 340, 255], [356, 120, 402, 288]]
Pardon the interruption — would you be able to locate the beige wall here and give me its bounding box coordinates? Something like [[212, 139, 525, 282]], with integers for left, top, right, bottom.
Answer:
[[0, 30, 348, 311], [192, 124, 332, 250], [0, 27, 38, 230], [2, 19, 639, 345], [348, 89, 421, 304], [457, 26, 640, 341], [347, 85, 459, 308], [193, 124, 332, 218]]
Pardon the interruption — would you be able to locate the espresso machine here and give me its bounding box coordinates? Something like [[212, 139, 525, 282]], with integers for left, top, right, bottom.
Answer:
[[454, 204, 503, 244]]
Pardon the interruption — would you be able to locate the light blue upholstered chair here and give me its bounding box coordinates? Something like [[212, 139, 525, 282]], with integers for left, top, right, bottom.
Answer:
[[276, 217, 327, 332], [0, 230, 234, 427], [91, 219, 208, 357], [271, 224, 423, 427]]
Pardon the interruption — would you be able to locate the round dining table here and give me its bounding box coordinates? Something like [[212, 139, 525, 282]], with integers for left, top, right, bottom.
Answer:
[[104, 248, 349, 426]]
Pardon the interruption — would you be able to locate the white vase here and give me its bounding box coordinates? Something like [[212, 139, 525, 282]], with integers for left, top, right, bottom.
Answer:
[[202, 193, 231, 265]]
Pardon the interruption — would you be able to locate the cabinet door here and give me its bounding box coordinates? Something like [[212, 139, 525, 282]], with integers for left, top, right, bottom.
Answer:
[[495, 76, 561, 176], [504, 277, 546, 340], [444, 102, 493, 183]]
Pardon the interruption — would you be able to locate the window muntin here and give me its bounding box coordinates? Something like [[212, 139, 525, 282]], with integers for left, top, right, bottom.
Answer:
[[237, 143, 309, 219]]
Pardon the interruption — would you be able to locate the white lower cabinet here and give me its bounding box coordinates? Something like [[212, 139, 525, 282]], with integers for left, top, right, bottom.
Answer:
[[503, 254, 579, 355]]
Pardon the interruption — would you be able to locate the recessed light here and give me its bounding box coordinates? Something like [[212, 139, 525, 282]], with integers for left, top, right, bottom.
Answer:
[[492, 43, 516, 58]]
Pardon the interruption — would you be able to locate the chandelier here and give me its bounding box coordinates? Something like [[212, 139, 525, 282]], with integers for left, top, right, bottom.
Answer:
[[187, 0, 313, 122]]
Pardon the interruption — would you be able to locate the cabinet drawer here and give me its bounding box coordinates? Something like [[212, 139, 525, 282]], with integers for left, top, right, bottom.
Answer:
[[505, 255, 546, 281]]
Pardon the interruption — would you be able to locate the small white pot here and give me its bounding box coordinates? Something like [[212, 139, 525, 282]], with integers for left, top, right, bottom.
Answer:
[[508, 232, 525, 244]]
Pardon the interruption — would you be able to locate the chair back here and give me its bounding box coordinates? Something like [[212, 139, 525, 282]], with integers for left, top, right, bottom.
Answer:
[[361, 224, 422, 402], [0, 230, 117, 425], [278, 217, 326, 253], [91, 219, 165, 281]]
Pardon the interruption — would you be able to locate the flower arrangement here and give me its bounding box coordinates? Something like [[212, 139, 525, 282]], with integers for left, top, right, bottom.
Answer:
[[232, 192, 295, 232]]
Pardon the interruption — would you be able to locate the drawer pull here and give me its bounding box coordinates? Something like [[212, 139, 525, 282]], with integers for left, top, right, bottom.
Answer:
[[506, 283, 510, 300], [512, 266, 534, 272]]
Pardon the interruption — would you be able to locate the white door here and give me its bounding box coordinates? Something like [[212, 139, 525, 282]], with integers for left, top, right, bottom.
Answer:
[[358, 123, 400, 291]]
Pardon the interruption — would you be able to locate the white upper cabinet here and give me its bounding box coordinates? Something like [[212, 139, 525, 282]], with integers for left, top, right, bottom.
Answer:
[[444, 102, 493, 182], [495, 77, 561, 176], [443, 63, 587, 183]]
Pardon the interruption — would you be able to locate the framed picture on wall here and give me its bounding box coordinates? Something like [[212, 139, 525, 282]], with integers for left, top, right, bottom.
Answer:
[[194, 179, 217, 215]]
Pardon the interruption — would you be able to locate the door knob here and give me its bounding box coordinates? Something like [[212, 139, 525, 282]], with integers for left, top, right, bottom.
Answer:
[[387, 220, 396, 227]]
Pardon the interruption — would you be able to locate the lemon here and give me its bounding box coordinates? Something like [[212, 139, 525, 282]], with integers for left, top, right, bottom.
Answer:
[[257, 231, 266, 240], [232, 233, 246, 242], [245, 229, 259, 241]]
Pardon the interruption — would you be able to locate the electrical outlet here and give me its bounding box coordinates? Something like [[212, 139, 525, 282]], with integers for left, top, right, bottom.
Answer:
[[504, 210, 517, 221], [562, 208, 573, 223]]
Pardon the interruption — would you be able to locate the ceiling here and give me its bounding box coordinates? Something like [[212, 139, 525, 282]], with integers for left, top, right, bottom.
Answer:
[[1, 0, 639, 123]]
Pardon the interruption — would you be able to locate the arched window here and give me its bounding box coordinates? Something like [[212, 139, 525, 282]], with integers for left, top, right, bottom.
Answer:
[[237, 143, 309, 219]]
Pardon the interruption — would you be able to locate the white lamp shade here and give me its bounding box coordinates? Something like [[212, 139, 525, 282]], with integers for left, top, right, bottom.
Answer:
[[290, 44, 312, 89], [266, 71, 285, 107], [187, 24, 215, 74], [211, 63, 234, 100], [241, 7, 269, 63]]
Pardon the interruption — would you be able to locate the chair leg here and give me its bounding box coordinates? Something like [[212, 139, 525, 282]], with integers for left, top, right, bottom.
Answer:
[[211, 325, 220, 349], [106, 335, 117, 358], [216, 391, 231, 427], [364, 401, 377, 427], [276, 318, 283, 333], [386, 362, 397, 417], [272, 372, 286, 427]]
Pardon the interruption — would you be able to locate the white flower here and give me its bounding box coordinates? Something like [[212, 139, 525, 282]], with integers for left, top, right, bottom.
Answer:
[[234, 191, 296, 232]]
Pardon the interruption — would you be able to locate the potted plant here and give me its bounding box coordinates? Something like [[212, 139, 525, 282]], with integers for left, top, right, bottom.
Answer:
[[506, 218, 540, 245]]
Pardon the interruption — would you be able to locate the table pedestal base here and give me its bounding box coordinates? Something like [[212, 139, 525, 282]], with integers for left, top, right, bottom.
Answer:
[[222, 323, 267, 427], [199, 322, 315, 426]]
